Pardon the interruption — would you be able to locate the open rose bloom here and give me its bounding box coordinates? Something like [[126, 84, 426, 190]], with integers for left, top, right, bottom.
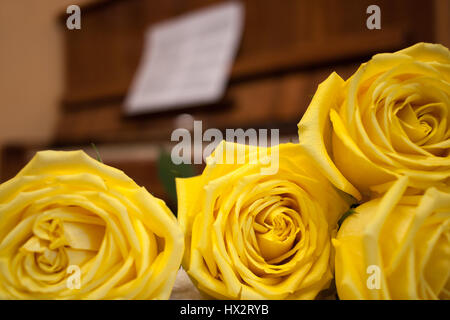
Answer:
[[298, 43, 450, 201], [334, 177, 450, 300], [177, 141, 351, 299], [0, 151, 183, 299]]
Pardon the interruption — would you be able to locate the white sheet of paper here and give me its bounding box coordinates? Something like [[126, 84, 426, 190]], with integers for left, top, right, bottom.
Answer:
[[125, 1, 244, 114]]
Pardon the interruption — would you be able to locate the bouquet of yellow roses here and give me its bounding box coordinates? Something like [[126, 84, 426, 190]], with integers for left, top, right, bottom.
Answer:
[[179, 42, 449, 300], [0, 43, 448, 300]]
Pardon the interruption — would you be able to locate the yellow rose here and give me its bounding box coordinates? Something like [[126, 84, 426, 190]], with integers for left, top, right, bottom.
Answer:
[[298, 43, 450, 200], [176, 141, 351, 299], [334, 176, 450, 299], [0, 150, 183, 299]]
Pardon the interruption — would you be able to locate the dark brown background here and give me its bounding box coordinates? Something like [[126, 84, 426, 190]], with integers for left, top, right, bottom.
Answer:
[[1, 0, 448, 205]]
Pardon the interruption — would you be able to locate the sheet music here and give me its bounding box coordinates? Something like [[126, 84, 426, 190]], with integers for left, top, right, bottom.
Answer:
[[125, 1, 244, 114]]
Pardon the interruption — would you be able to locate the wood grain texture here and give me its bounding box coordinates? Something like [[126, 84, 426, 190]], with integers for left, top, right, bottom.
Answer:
[[2, 0, 438, 203], [61, 0, 430, 105], [57, 1, 434, 147]]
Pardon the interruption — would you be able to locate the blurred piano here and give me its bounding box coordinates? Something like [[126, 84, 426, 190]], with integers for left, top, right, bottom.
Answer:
[[1, 0, 446, 206]]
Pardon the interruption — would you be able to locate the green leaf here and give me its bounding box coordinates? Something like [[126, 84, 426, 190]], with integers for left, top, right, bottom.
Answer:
[[90, 143, 103, 163], [157, 149, 195, 214], [337, 206, 358, 229]]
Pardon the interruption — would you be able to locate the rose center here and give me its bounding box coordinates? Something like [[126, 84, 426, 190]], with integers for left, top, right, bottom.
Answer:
[[419, 119, 432, 135], [20, 206, 105, 275], [254, 210, 299, 261]]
